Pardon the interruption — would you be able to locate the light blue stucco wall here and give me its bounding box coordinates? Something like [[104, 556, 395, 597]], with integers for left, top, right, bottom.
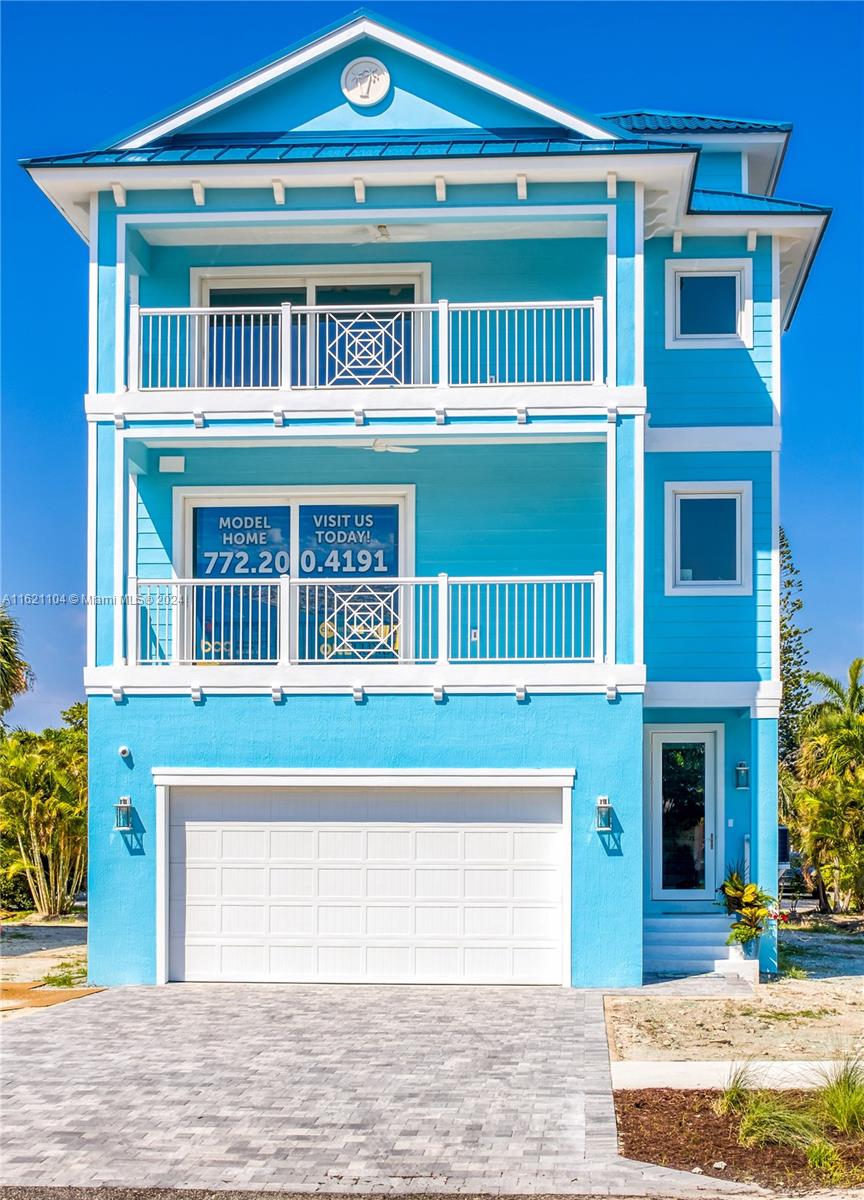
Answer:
[[751, 716, 779, 971], [644, 235, 774, 426], [644, 451, 772, 681], [88, 690, 645, 988]]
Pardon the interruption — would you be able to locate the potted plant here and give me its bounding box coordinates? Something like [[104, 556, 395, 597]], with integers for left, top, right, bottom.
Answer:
[[717, 867, 776, 959]]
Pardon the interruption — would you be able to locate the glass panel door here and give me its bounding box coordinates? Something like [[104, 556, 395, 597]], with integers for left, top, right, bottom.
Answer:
[[650, 732, 717, 900]]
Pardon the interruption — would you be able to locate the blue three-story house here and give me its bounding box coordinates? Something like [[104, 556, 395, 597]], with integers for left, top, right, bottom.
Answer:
[[23, 11, 829, 988]]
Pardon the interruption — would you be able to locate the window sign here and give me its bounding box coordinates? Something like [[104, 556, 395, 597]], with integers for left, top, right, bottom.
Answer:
[[297, 504, 400, 661], [193, 506, 291, 577], [192, 506, 290, 663], [297, 505, 399, 577]]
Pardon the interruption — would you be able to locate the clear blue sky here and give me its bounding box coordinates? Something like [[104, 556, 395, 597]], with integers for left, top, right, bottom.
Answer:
[[1, 1, 862, 730]]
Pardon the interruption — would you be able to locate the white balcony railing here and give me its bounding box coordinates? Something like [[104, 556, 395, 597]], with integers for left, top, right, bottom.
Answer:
[[130, 298, 604, 391], [131, 574, 604, 667]]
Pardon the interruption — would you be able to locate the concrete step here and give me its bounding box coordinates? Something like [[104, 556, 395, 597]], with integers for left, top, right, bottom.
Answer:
[[644, 916, 732, 932]]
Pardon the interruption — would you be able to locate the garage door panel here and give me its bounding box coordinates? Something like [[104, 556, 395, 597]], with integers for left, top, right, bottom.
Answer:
[[170, 787, 565, 984]]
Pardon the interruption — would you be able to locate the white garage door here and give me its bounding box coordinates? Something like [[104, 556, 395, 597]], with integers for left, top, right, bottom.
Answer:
[[169, 786, 565, 984]]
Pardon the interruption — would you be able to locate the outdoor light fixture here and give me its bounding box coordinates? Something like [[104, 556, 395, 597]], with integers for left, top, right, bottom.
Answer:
[[114, 796, 134, 832], [735, 761, 750, 790], [595, 795, 613, 833]]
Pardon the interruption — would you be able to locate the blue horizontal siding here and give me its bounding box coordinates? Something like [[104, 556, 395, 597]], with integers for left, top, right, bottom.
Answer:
[[645, 235, 774, 427], [644, 451, 773, 681]]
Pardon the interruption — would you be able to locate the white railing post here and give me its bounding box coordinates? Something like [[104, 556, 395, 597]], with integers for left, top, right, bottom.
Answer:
[[279, 303, 292, 391], [128, 303, 140, 391], [592, 296, 604, 385], [436, 573, 449, 667], [278, 576, 292, 666], [437, 300, 449, 387], [171, 583, 182, 666], [592, 571, 605, 663]]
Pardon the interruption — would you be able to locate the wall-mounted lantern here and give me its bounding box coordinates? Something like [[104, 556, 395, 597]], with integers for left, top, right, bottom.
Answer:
[[735, 762, 750, 790], [595, 795, 613, 832], [114, 796, 134, 832]]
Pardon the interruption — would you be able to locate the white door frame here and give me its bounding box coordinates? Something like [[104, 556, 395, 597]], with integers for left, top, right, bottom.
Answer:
[[153, 767, 574, 987], [645, 724, 724, 902]]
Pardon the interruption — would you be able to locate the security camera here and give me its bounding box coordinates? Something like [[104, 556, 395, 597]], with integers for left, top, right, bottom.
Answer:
[[118, 745, 131, 759]]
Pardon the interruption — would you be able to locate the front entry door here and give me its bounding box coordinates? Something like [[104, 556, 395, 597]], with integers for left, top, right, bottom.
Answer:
[[649, 730, 719, 901]]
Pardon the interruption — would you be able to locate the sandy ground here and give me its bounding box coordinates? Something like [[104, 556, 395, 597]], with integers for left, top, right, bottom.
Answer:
[[607, 918, 864, 1062], [0, 916, 87, 984]]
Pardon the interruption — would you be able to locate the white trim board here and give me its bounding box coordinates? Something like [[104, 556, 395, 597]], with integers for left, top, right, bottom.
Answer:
[[192, 262, 433, 306], [646, 426, 780, 453], [644, 681, 781, 719], [117, 15, 619, 149], [664, 257, 754, 351]]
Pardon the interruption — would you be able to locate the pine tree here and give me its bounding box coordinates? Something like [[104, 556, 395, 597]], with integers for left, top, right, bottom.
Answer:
[[779, 527, 811, 764]]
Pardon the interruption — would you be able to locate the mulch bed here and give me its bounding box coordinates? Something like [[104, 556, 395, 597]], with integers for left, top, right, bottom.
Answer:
[[615, 1089, 864, 1192]]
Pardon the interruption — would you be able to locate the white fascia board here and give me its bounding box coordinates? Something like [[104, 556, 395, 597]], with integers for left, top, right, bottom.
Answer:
[[645, 426, 780, 453], [117, 18, 619, 149]]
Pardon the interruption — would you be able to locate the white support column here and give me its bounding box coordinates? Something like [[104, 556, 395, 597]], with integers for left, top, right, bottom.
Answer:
[[592, 571, 605, 663], [127, 303, 140, 391], [112, 432, 125, 666], [279, 303, 292, 391], [592, 295, 604, 385], [436, 573, 449, 669], [633, 412, 645, 664], [437, 299, 449, 387], [605, 413, 617, 665], [128, 576, 138, 666]]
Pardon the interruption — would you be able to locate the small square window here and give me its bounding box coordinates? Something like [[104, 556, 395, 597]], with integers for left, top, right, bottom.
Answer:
[[665, 258, 753, 349], [678, 275, 738, 336], [665, 482, 753, 596]]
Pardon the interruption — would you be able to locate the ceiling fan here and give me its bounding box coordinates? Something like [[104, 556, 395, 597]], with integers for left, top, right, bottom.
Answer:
[[364, 438, 418, 454]]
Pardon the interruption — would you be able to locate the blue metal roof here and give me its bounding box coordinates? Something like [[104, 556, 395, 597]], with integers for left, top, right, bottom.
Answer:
[[605, 110, 791, 134], [691, 188, 830, 215], [21, 131, 694, 169]]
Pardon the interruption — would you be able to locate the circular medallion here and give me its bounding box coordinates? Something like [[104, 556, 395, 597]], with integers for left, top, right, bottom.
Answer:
[[340, 57, 391, 107]]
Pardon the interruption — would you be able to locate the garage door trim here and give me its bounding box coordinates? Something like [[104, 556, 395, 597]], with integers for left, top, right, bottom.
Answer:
[[153, 768, 574, 987]]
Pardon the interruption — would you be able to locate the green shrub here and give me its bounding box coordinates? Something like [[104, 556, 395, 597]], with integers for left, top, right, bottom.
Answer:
[[737, 1093, 819, 1149], [806, 1139, 844, 1182], [816, 1054, 864, 1136]]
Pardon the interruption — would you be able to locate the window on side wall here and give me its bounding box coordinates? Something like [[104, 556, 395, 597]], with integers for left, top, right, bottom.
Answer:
[[664, 481, 753, 596], [665, 258, 753, 349]]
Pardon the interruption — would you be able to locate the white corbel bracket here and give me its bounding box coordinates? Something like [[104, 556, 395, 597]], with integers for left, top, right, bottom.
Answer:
[[433, 685, 446, 704], [516, 173, 527, 201], [353, 410, 366, 426], [515, 685, 527, 703], [605, 684, 619, 703], [113, 412, 126, 430], [434, 175, 447, 202], [273, 410, 285, 427], [111, 686, 124, 704], [111, 182, 126, 208], [435, 408, 447, 426], [352, 685, 365, 704], [606, 172, 617, 199], [672, 229, 683, 254], [516, 407, 528, 425], [747, 229, 758, 252], [271, 685, 283, 703], [353, 178, 366, 203], [190, 686, 203, 704], [272, 180, 285, 205], [193, 411, 206, 429], [191, 180, 205, 207]]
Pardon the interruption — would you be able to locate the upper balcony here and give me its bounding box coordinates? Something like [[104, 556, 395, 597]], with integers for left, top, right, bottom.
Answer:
[[130, 297, 604, 395]]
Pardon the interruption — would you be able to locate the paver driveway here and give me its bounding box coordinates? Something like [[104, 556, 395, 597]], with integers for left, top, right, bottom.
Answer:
[[0, 984, 754, 1195]]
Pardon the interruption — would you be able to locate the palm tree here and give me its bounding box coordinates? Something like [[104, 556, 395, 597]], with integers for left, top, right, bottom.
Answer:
[[799, 658, 864, 785], [806, 657, 864, 721], [0, 604, 32, 718]]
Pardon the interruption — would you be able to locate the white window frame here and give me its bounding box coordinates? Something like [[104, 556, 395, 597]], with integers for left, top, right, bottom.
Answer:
[[645, 725, 724, 902], [665, 258, 753, 350], [191, 263, 433, 307], [664, 480, 752, 597], [172, 485, 416, 579]]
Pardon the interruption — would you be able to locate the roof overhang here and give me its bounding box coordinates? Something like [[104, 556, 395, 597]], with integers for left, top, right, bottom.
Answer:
[[619, 129, 789, 195], [24, 148, 697, 241]]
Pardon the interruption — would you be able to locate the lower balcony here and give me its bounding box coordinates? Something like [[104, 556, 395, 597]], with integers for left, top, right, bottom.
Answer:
[[128, 573, 606, 688]]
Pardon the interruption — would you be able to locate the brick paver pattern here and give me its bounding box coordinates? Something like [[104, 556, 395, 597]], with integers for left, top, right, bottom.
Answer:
[[0, 985, 756, 1195]]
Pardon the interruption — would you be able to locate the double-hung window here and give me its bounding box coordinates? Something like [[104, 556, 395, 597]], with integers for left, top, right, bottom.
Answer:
[[664, 481, 752, 596], [665, 258, 753, 349]]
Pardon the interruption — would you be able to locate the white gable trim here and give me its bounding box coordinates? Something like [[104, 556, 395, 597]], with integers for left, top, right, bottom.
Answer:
[[117, 17, 618, 149]]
